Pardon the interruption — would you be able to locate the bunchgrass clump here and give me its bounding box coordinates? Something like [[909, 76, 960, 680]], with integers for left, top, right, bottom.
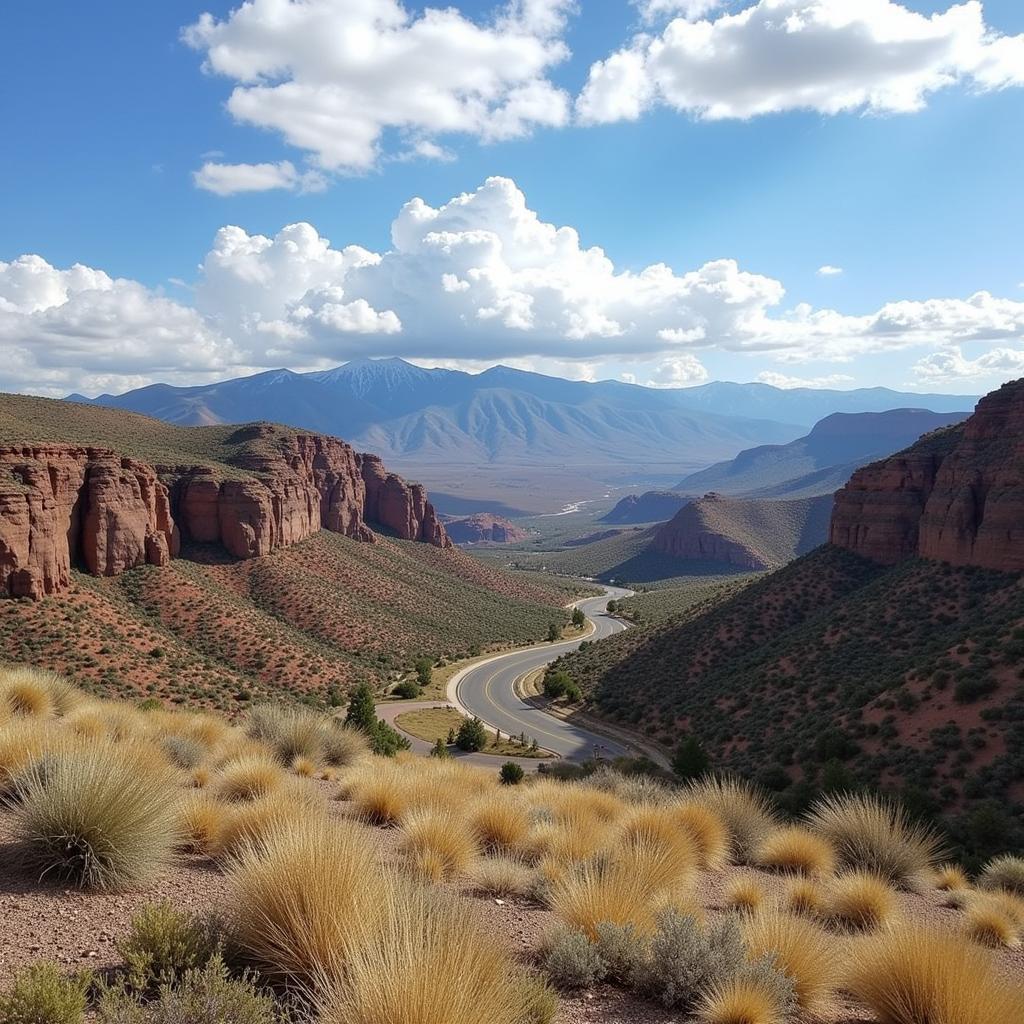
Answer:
[[696, 974, 791, 1024], [724, 877, 767, 915], [934, 863, 970, 891], [466, 856, 536, 898], [316, 880, 543, 1024], [226, 818, 383, 981], [826, 870, 897, 931], [979, 854, 1024, 896], [805, 792, 944, 886], [215, 756, 284, 803], [846, 922, 1024, 1023], [671, 801, 730, 870], [398, 807, 478, 882], [684, 777, 778, 864], [963, 898, 1021, 949], [13, 739, 178, 890], [755, 827, 835, 877]]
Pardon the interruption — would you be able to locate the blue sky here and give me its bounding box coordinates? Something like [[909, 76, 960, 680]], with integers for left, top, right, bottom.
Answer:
[[1, 0, 1023, 397]]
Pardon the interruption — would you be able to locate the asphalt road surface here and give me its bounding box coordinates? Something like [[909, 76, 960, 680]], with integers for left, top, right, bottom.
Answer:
[[452, 585, 635, 762]]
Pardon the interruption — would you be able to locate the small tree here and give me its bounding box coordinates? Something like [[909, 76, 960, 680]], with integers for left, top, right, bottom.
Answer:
[[500, 762, 525, 786], [544, 669, 581, 702], [456, 716, 488, 752], [430, 737, 451, 760], [571, 607, 585, 628], [414, 656, 434, 689], [394, 679, 422, 699], [344, 682, 377, 733], [547, 622, 561, 642], [672, 735, 710, 780], [607, 600, 618, 613]]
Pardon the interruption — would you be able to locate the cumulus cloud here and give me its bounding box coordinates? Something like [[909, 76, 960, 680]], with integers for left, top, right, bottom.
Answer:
[[635, 0, 725, 22], [4, 177, 1024, 396], [817, 265, 844, 277], [193, 160, 327, 195], [182, 0, 574, 175], [0, 255, 242, 396], [756, 370, 855, 389], [578, 0, 1024, 125], [913, 346, 1024, 384]]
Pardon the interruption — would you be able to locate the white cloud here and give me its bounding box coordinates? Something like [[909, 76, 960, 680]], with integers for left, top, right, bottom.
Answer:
[[913, 346, 1024, 384], [183, 0, 574, 174], [817, 265, 843, 277], [635, 0, 725, 22], [0, 255, 242, 396], [756, 370, 855, 389], [579, 0, 1024, 125], [193, 160, 327, 195], [4, 177, 1024, 396], [646, 354, 710, 387]]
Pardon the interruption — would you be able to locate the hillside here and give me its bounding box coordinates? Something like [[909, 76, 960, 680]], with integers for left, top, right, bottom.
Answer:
[[651, 493, 833, 569], [0, 394, 572, 705], [678, 408, 972, 497], [554, 381, 1024, 854], [601, 490, 692, 524]]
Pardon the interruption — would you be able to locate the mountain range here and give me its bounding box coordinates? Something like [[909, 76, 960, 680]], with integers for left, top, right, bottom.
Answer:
[[68, 360, 978, 511], [676, 407, 972, 498]]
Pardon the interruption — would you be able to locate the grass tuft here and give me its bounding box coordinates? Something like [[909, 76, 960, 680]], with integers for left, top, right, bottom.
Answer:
[[684, 777, 778, 863], [695, 976, 789, 1024], [724, 877, 766, 915], [825, 870, 897, 931], [805, 792, 943, 886], [979, 854, 1024, 896], [398, 807, 479, 882]]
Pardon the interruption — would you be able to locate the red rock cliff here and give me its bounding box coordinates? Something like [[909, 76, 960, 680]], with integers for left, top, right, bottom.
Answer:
[[0, 447, 179, 599], [831, 378, 1024, 571], [1, 426, 449, 599]]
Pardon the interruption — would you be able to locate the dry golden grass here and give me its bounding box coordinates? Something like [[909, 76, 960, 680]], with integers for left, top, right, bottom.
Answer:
[[398, 807, 479, 883], [227, 818, 384, 981], [671, 800, 730, 870], [0, 718, 58, 796], [806, 792, 943, 886], [176, 792, 222, 855], [724, 877, 767, 915], [742, 910, 839, 1013], [346, 770, 410, 825], [963, 897, 1021, 949], [615, 807, 699, 892], [215, 756, 286, 803], [755, 827, 835, 877], [213, 787, 325, 860], [684, 776, 779, 863], [980, 854, 1024, 896], [0, 672, 56, 718], [524, 807, 615, 867], [826, 871, 898, 931], [64, 706, 111, 740], [934, 863, 970, 891], [13, 738, 178, 890], [316, 880, 539, 1024], [466, 856, 536, 898], [292, 755, 318, 777], [696, 976, 788, 1024], [468, 795, 532, 854], [846, 922, 1024, 1023], [784, 878, 826, 917]]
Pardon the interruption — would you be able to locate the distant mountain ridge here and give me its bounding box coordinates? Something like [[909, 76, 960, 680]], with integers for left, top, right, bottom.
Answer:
[[602, 491, 693, 524], [70, 361, 978, 489], [677, 408, 972, 498]]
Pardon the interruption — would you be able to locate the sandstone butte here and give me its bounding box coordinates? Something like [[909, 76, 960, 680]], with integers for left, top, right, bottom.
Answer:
[[0, 425, 449, 600], [830, 376, 1024, 571], [444, 513, 528, 545]]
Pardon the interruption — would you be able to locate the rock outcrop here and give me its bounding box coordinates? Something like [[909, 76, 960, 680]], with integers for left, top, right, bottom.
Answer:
[[831, 379, 1022, 570], [444, 514, 527, 545], [0, 447, 179, 598], [601, 491, 692, 525], [1, 426, 449, 599]]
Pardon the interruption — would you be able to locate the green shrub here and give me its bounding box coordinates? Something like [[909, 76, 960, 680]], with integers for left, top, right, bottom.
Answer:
[[671, 736, 710, 780], [541, 928, 605, 990], [96, 957, 278, 1024], [593, 922, 647, 984], [543, 670, 581, 702], [394, 680, 422, 700], [0, 962, 89, 1024], [456, 717, 488, 753], [429, 737, 451, 759], [116, 903, 219, 994], [414, 657, 434, 688], [631, 911, 745, 1011], [499, 762, 524, 786]]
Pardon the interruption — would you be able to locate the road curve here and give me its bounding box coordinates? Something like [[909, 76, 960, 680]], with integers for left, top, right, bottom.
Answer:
[[449, 585, 635, 762]]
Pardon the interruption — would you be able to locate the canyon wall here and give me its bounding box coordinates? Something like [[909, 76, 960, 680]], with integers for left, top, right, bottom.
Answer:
[[1, 429, 449, 599], [830, 378, 1023, 571]]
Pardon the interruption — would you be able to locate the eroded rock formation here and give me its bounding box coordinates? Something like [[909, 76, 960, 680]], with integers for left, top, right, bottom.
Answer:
[[1, 427, 449, 599], [831, 379, 1023, 570], [444, 513, 528, 545]]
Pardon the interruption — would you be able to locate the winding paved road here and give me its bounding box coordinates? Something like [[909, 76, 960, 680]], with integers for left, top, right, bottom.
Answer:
[[448, 585, 636, 762]]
